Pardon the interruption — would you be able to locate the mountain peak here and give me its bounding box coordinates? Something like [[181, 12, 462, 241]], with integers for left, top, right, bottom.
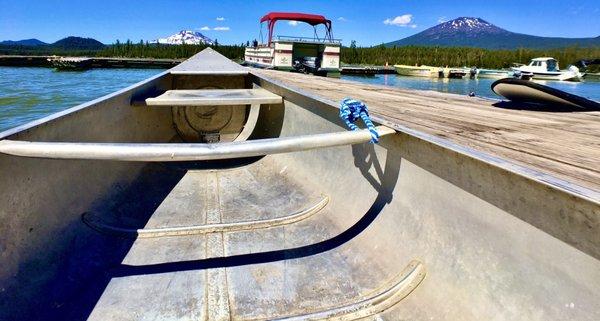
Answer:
[[427, 17, 507, 36], [52, 36, 105, 50], [0, 38, 47, 46], [445, 17, 492, 29], [154, 30, 214, 45], [385, 16, 600, 49]]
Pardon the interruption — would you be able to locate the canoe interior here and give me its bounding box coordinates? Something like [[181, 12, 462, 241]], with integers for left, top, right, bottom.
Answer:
[[0, 49, 599, 321]]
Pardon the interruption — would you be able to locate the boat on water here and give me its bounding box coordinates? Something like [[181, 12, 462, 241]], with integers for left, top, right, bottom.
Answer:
[[393, 65, 472, 79], [512, 57, 583, 81], [47, 56, 92, 71], [444, 67, 468, 79], [244, 12, 341, 77], [476, 68, 511, 79], [574, 58, 600, 81], [394, 64, 442, 77], [584, 72, 600, 81], [492, 78, 600, 109], [1, 48, 599, 320]]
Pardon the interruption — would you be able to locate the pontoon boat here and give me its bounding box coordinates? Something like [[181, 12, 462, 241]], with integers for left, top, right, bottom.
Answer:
[[244, 12, 341, 77]]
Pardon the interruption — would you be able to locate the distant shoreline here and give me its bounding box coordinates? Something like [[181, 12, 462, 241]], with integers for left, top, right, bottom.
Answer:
[[0, 55, 182, 69]]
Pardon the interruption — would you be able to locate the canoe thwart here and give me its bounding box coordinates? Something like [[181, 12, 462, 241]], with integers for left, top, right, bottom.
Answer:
[[0, 126, 396, 162], [144, 88, 283, 106]]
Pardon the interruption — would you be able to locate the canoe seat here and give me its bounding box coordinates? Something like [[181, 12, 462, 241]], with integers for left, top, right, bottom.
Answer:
[[145, 88, 282, 106]]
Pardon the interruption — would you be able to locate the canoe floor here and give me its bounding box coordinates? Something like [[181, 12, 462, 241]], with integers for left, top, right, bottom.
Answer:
[[251, 68, 600, 193], [73, 157, 422, 320]]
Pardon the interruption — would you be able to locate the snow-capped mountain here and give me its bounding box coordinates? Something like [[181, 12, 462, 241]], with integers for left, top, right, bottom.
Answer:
[[154, 30, 214, 45], [386, 17, 600, 49], [430, 17, 507, 36]]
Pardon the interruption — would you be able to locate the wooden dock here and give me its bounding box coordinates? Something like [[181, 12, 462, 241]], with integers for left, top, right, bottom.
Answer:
[[0, 55, 182, 69], [251, 68, 600, 192]]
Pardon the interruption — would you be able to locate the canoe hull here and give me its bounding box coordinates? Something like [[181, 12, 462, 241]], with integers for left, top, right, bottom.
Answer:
[[1, 49, 599, 320]]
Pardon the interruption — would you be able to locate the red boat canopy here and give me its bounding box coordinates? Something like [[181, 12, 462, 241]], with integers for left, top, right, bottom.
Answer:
[[259, 12, 333, 45], [260, 12, 331, 26]]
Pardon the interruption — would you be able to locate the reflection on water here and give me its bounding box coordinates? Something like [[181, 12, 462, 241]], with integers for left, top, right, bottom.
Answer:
[[342, 74, 600, 102], [0, 67, 164, 132]]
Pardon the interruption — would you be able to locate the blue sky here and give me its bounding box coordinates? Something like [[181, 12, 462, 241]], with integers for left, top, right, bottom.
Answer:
[[1, 0, 599, 46]]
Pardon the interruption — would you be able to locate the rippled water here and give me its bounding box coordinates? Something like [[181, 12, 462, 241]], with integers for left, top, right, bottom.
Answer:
[[341, 74, 600, 101], [0, 67, 164, 132]]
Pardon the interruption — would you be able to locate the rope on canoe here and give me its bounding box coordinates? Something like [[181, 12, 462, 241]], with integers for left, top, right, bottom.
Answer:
[[339, 98, 379, 143]]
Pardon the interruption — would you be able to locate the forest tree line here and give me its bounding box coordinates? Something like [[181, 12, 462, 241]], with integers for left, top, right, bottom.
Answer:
[[95, 40, 600, 68], [95, 40, 246, 60], [1, 39, 598, 69], [342, 42, 600, 69]]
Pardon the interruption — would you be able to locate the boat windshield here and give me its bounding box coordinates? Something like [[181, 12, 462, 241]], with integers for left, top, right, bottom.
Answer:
[[547, 59, 558, 71]]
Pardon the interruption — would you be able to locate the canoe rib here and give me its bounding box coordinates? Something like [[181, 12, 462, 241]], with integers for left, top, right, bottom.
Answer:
[[272, 260, 425, 321], [82, 195, 329, 238], [0, 126, 395, 162]]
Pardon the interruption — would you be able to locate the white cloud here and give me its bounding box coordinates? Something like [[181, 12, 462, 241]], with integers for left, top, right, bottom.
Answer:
[[288, 21, 299, 26], [383, 14, 414, 27], [216, 17, 225, 21], [213, 26, 230, 31], [199, 26, 211, 31], [438, 16, 447, 23], [337, 17, 348, 22]]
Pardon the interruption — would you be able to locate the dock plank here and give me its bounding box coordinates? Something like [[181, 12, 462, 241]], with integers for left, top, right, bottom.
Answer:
[[251, 68, 600, 192]]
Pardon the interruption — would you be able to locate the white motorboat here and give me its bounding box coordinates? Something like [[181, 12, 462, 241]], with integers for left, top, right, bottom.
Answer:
[[512, 57, 582, 81], [394, 64, 442, 77], [476, 68, 511, 79], [442, 67, 469, 79]]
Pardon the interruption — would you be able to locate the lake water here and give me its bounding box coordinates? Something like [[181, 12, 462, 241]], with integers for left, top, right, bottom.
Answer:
[[1, 67, 598, 133], [342, 74, 600, 101], [0, 67, 164, 132]]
